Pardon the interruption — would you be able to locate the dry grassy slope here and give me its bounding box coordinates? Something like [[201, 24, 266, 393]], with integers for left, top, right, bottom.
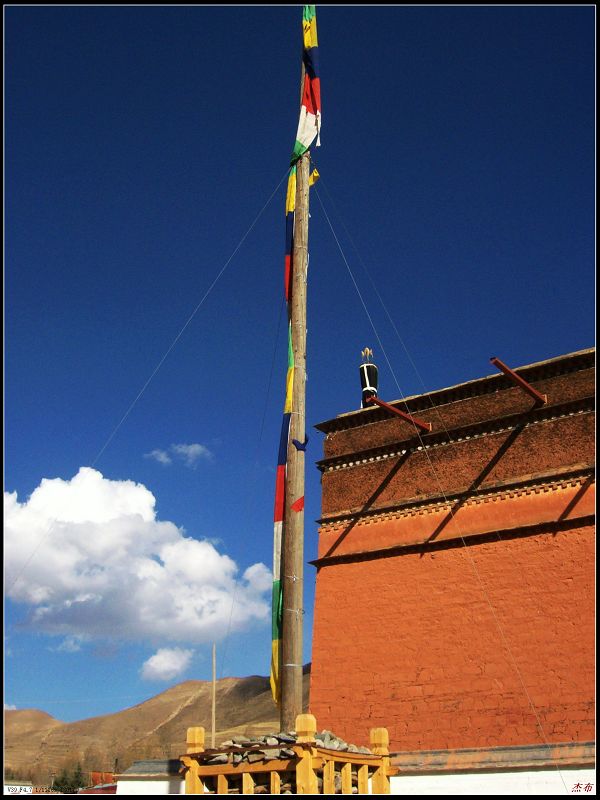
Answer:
[[4, 671, 310, 780], [5, 709, 66, 774]]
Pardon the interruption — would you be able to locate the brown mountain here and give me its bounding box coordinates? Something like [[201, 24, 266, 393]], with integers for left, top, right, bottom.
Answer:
[[5, 669, 310, 785]]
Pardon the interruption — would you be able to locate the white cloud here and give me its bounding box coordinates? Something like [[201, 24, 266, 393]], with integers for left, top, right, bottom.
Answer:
[[4, 704, 17, 711], [53, 635, 86, 653], [144, 443, 213, 468], [144, 449, 172, 466], [171, 443, 213, 467], [4, 468, 270, 647], [141, 647, 193, 682]]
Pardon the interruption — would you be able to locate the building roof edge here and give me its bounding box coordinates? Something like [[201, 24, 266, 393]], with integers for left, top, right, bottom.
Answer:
[[315, 348, 595, 433]]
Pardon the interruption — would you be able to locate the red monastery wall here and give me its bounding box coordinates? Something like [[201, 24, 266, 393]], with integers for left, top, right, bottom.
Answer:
[[309, 350, 595, 752]]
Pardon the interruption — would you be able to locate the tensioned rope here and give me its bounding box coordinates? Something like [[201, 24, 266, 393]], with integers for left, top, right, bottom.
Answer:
[[314, 169, 477, 436], [8, 301, 287, 713], [7, 169, 290, 598], [218, 294, 287, 681], [314, 169, 572, 689], [313, 170, 555, 512], [313, 173, 574, 503], [314, 184, 570, 794], [91, 169, 290, 468], [314, 167, 572, 651]]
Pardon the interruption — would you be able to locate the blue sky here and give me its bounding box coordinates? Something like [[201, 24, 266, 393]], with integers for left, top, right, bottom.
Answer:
[[5, 6, 595, 723]]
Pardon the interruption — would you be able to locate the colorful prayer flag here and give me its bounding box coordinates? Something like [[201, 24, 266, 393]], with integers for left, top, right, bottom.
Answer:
[[291, 6, 321, 164], [271, 4, 321, 706]]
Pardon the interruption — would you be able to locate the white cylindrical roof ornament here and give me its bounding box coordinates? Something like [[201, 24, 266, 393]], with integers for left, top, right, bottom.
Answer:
[[360, 347, 378, 408]]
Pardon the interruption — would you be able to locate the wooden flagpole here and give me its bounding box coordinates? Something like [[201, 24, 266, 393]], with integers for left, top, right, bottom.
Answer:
[[281, 150, 309, 731], [280, 149, 309, 731], [280, 60, 310, 731], [211, 643, 216, 748]]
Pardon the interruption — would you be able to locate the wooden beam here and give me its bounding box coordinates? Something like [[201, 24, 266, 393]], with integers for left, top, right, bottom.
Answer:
[[366, 395, 432, 432], [490, 356, 547, 405], [196, 759, 296, 776]]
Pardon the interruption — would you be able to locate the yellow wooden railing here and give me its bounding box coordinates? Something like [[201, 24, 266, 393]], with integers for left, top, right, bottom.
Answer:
[[180, 713, 396, 794]]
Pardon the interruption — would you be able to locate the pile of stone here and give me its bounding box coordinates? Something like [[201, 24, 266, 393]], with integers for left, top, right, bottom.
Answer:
[[203, 732, 297, 767], [198, 730, 373, 794]]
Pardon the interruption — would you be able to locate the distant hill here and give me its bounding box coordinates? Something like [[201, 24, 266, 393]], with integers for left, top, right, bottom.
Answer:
[[5, 668, 310, 785]]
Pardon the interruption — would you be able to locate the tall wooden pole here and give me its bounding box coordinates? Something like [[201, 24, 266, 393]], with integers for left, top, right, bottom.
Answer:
[[211, 643, 216, 748], [280, 146, 310, 731]]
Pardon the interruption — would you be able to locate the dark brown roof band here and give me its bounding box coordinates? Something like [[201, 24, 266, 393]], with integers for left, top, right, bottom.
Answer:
[[316, 396, 594, 473], [315, 348, 594, 435]]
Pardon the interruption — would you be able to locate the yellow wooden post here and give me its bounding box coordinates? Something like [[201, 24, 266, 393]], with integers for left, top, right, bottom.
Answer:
[[323, 760, 335, 795], [340, 762, 352, 794], [357, 764, 369, 794], [217, 774, 229, 794], [295, 713, 318, 794], [242, 772, 256, 794], [295, 713, 317, 743], [183, 760, 202, 795], [187, 726, 205, 753], [270, 771, 281, 794], [370, 727, 391, 794], [184, 727, 205, 794]]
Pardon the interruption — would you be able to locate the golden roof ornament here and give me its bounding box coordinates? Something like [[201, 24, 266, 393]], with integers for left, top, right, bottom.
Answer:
[[361, 347, 374, 364]]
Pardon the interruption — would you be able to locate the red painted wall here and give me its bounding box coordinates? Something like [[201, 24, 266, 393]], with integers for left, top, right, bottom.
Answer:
[[309, 352, 595, 751], [310, 524, 594, 750]]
